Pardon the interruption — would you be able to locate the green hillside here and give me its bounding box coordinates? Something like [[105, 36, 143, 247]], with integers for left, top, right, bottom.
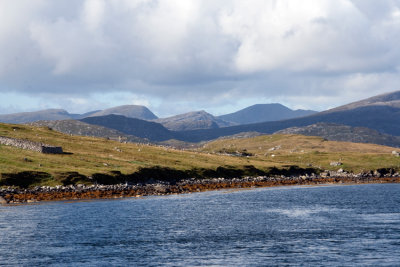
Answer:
[[0, 122, 399, 187]]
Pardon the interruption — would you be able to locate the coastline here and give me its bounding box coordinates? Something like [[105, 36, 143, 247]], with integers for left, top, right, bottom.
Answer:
[[1, 174, 400, 204]]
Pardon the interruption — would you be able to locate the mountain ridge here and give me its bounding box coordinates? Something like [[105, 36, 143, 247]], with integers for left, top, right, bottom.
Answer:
[[154, 110, 235, 131], [0, 109, 72, 124], [88, 105, 158, 120], [218, 103, 317, 125]]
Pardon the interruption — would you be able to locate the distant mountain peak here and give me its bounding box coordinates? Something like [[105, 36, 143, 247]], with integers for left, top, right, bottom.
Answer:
[[88, 105, 158, 120], [155, 110, 235, 131], [218, 103, 317, 125]]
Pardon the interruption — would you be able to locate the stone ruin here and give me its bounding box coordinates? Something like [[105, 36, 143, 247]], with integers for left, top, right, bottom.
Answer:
[[0, 136, 63, 154]]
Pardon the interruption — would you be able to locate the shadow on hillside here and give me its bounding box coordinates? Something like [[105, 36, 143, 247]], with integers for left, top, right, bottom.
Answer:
[[0, 165, 326, 188]]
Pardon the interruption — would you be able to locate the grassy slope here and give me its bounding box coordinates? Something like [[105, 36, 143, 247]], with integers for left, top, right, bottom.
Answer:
[[201, 135, 400, 173], [0, 123, 399, 184], [0, 123, 260, 177]]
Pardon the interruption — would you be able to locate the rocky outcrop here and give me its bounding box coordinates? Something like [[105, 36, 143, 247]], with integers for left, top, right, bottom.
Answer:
[[0, 136, 63, 154]]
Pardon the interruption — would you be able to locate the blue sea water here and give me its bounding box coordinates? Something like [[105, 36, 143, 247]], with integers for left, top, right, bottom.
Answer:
[[1, 184, 400, 266]]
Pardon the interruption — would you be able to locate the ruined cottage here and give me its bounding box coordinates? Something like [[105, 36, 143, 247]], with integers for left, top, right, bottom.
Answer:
[[0, 136, 63, 154]]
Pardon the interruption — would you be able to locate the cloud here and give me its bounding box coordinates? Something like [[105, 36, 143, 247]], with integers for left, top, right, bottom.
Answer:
[[220, 0, 400, 74], [0, 0, 400, 115]]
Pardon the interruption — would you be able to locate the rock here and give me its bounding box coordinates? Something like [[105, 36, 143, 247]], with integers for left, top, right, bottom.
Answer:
[[269, 145, 281, 151], [0, 196, 7, 204], [330, 161, 343, 166], [392, 151, 400, 157], [320, 172, 330, 178]]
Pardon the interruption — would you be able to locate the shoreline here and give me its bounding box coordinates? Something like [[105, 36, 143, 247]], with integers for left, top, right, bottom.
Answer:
[[1, 174, 400, 204]]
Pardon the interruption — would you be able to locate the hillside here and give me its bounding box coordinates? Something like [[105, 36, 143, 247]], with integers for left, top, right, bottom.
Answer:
[[30, 120, 148, 143], [88, 105, 158, 120], [0, 122, 399, 187], [218, 104, 316, 124], [155, 111, 235, 131], [81, 114, 175, 141], [276, 123, 400, 147], [200, 134, 400, 173], [0, 122, 258, 178]]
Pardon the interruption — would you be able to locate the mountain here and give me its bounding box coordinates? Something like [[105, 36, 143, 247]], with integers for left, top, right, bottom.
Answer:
[[70, 110, 101, 119], [177, 91, 400, 142], [325, 90, 400, 113], [154, 110, 235, 131], [276, 123, 400, 147], [218, 104, 317, 125], [0, 105, 157, 124], [30, 120, 148, 143], [0, 109, 73, 124], [88, 105, 158, 120], [81, 114, 175, 141]]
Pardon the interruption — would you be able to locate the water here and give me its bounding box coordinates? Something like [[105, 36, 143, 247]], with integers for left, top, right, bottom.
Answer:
[[1, 184, 400, 266]]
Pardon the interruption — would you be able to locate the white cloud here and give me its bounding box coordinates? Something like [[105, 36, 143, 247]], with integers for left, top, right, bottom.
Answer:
[[0, 0, 400, 115], [220, 0, 400, 73]]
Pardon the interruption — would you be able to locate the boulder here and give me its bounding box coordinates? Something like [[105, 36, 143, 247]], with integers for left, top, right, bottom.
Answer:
[[0, 196, 7, 204]]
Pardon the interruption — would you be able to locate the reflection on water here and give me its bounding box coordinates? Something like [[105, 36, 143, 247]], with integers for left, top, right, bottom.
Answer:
[[1, 184, 400, 266]]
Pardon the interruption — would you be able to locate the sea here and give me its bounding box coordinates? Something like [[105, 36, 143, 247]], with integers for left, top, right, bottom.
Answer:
[[1, 183, 400, 266]]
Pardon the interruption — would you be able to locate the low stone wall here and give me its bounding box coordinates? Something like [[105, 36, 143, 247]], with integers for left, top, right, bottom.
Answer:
[[0, 136, 63, 154]]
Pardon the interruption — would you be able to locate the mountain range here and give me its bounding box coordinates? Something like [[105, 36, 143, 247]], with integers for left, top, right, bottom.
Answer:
[[1, 90, 400, 147], [0, 105, 157, 123], [0, 103, 315, 130], [177, 91, 400, 143]]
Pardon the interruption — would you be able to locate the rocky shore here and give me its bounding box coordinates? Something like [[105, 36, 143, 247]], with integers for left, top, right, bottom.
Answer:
[[1, 170, 400, 204]]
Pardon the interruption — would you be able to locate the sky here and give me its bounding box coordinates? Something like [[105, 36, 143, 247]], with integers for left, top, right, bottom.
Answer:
[[1, 0, 400, 117]]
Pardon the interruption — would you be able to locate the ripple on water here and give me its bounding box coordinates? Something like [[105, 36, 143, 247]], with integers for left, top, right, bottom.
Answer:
[[0, 184, 400, 266]]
